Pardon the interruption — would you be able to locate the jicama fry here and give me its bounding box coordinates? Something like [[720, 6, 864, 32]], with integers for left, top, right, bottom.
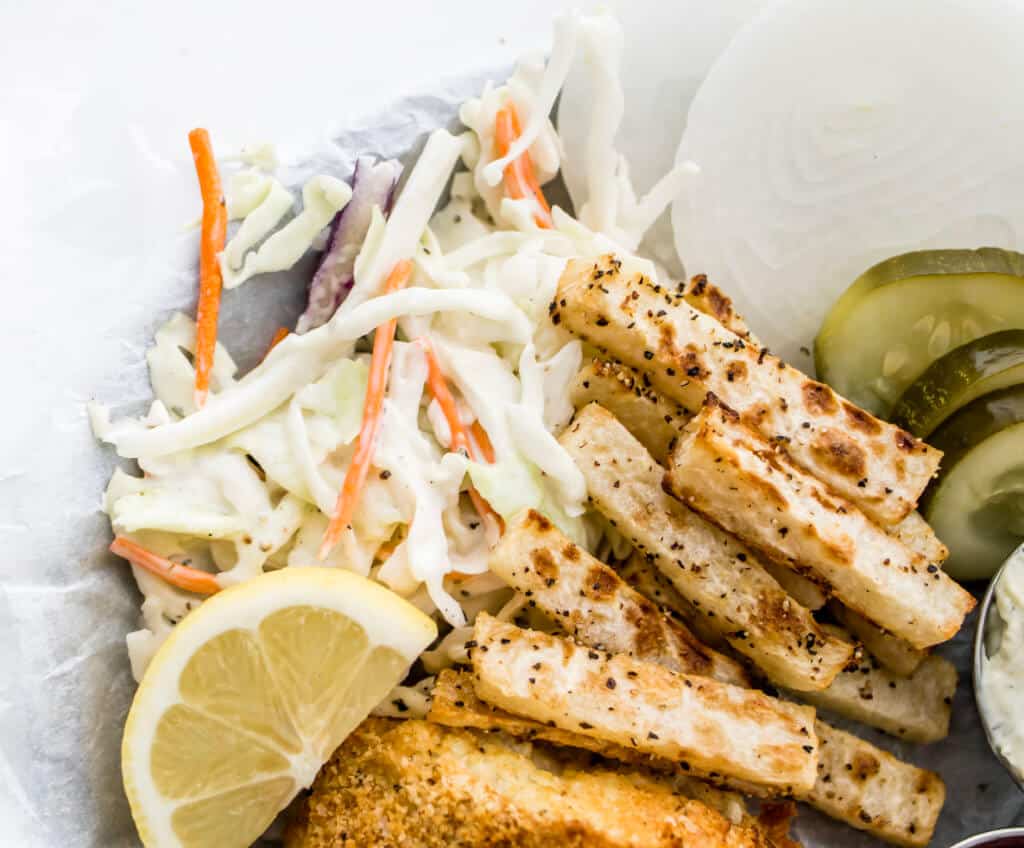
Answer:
[[569, 358, 692, 464], [679, 268, 947, 589], [617, 552, 732, 653], [793, 643, 956, 744], [560, 403, 853, 691], [489, 508, 750, 686], [664, 398, 975, 649], [553, 254, 939, 525], [568, 356, 940, 614], [470, 614, 820, 795], [804, 722, 945, 848], [428, 669, 751, 821], [831, 603, 928, 678], [890, 509, 950, 566], [680, 274, 758, 344], [761, 562, 828, 612]]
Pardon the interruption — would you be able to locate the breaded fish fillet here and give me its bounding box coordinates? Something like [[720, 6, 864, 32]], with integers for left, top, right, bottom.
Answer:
[[285, 719, 789, 848]]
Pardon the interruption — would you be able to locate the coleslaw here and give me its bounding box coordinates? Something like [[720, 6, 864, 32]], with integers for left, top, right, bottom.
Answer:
[[92, 9, 686, 685]]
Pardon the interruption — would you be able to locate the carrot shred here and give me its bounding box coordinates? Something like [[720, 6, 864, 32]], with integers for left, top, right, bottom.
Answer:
[[494, 103, 553, 229], [188, 129, 228, 409], [470, 419, 497, 464], [110, 536, 220, 595], [419, 337, 504, 533], [262, 326, 290, 360], [319, 260, 413, 558]]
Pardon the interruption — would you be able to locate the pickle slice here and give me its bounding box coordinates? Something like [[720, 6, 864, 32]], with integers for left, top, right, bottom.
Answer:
[[815, 248, 1024, 416], [923, 385, 1024, 580], [891, 330, 1024, 438]]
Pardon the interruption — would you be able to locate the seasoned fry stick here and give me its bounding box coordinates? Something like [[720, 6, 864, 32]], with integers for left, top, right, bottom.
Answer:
[[490, 530, 945, 843], [553, 255, 939, 525], [569, 357, 941, 611], [431, 669, 654, 765], [569, 358, 692, 463], [761, 562, 828, 612], [804, 722, 945, 847], [489, 509, 750, 687], [560, 403, 853, 691], [681, 274, 758, 344], [793, 643, 956, 744], [830, 603, 928, 678], [470, 614, 820, 795], [618, 552, 732, 653], [428, 670, 752, 819], [571, 360, 827, 612], [890, 509, 950, 566], [664, 399, 975, 649], [680, 274, 947, 567]]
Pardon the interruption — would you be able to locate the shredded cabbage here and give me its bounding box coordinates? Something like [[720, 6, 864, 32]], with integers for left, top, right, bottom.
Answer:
[[222, 175, 352, 289], [97, 9, 681, 662], [481, 12, 579, 188], [221, 177, 293, 272]]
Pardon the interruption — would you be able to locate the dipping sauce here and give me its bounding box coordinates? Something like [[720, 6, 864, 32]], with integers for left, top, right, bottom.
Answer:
[[979, 548, 1024, 782]]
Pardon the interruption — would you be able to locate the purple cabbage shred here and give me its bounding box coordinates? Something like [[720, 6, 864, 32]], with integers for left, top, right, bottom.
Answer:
[[296, 156, 402, 333]]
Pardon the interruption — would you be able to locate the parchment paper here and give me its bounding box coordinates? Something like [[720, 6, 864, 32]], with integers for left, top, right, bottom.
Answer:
[[3, 16, 1024, 848]]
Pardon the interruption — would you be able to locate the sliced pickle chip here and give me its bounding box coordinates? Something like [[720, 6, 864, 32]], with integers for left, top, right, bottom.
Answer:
[[923, 385, 1024, 580], [891, 330, 1024, 438], [815, 248, 1024, 416]]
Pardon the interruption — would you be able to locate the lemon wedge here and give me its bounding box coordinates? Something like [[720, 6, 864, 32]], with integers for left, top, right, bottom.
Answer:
[[121, 567, 437, 848]]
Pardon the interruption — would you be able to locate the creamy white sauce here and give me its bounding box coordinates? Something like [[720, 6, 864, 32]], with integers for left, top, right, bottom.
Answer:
[[980, 546, 1024, 780]]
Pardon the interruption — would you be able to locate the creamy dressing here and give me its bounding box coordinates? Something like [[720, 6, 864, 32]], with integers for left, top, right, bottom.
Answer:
[[981, 547, 1024, 780]]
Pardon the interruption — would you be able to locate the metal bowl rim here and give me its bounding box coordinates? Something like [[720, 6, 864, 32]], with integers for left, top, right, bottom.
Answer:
[[949, 826, 1024, 848], [973, 545, 1024, 795]]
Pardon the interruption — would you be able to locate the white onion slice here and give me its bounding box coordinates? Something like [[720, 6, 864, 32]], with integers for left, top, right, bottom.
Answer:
[[673, 0, 1024, 366]]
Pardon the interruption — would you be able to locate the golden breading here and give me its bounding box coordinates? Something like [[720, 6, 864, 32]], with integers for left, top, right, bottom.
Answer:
[[803, 722, 945, 848], [489, 508, 750, 687], [285, 719, 789, 848], [830, 603, 927, 678], [427, 669, 755, 816], [470, 614, 820, 796], [794, 648, 956, 744], [553, 254, 939, 525], [560, 404, 853, 691], [664, 400, 975, 649], [570, 357, 692, 463]]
